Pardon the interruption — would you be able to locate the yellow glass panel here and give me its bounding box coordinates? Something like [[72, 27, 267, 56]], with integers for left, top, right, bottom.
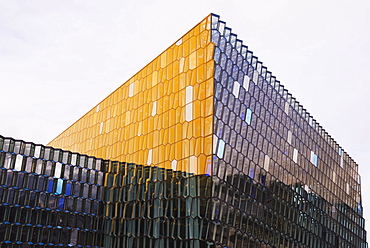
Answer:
[[48, 15, 214, 175]]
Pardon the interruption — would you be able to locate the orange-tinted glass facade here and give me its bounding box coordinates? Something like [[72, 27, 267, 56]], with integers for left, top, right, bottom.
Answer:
[[49, 16, 214, 175], [42, 13, 368, 247]]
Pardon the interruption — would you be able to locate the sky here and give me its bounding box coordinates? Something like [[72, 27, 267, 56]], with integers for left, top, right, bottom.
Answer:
[[1, 0, 370, 238]]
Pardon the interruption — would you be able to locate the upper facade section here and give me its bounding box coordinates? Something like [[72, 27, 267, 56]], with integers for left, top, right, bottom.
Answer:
[[49, 13, 362, 212], [209, 14, 362, 210], [49, 15, 215, 174]]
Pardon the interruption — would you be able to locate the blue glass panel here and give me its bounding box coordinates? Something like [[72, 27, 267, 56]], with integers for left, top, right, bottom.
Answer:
[[249, 168, 254, 179], [58, 197, 64, 210], [65, 182, 72, 195], [313, 154, 318, 167], [245, 108, 252, 125], [47, 179, 53, 192], [56, 179, 63, 194]]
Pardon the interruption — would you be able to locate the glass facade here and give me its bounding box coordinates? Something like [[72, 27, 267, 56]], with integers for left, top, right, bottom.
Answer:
[[209, 14, 367, 247], [0, 136, 105, 247], [0, 14, 367, 248], [48, 15, 215, 175]]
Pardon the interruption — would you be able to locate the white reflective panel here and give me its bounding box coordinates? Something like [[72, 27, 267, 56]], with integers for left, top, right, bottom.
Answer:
[[171, 160, 178, 171], [36, 159, 43, 174], [71, 154, 78, 166], [245, 109, 252, 125], [185, 103, 193, 122], [179, 57, 185, 73], [15, 154, 23, 171], [152, 101, 157, 116], [129, 83, 135, 97], [216, 139, 226, 158], [340, 156, 344, 167], [339, 147, 343, 156], [253, 70, 259, 83], [310, 151, 314, 164], [218, 21, 225, 33], [34, 146, 41, 158], [293, 149, 298, 163], [232, 81, 240, 97], [284, 102, 289, 114], [147, 149, 153, 165], [55, 162, 62, 178], [333, 171, 337, 183], [100, 122, 104, 134], [176, 39, 182, 46], [186, 86, 193, 104], [313, 154, 318, 166], [213, 135, 218, 154], [287, 131, 292, 144], [189, 156, 197, 174], [346, 183, 350, 194], [243, 75, 250, 91], [310, 151, 318, 166], [96, 104, 100, 112], [189, 51, 197, 69], [3, 153, 12, 168], [263, 155, 270, 171], [304, 185, 310, 192]]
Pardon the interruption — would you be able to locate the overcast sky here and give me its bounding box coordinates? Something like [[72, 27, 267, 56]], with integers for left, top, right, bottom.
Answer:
[[1, 0, 370, 237]]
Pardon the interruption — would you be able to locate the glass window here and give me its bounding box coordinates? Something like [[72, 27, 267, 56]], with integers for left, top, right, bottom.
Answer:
[[310, 151, 318, 166], [264, 155, 270, 171], [185, 86, 193, 104], [129, 83, 135, 97], [245, 109, 252, 125], [288, 131, 292, 144], [99, 122, 104, 134], [152, 101, 157, 116], [56, 179, 63, 194], [147, 149, 153, 165], [54, 162, 62, 178], [232, 81, 240, 97], [14, 154, 23, 171], [216, 139, 226, 159], [185, 103, 193, 121], [293, 149, 298, 163], [47, 178, 54, 193], [65, 181, 72, 196]]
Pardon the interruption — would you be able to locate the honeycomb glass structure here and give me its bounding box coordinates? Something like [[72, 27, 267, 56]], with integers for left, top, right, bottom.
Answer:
[[0, 136, 106, 247], [49, 15, 215, 175], [2, 14, 367, 248]]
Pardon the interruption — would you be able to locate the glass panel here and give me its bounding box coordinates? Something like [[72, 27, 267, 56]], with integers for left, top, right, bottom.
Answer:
[[56, 179, 63, 194], [217, 139, 226, 158], [245, 109, 252, 125], [232, 81, 240, 97], [54, 162, 62, 178], [14, 155, 23, 171]]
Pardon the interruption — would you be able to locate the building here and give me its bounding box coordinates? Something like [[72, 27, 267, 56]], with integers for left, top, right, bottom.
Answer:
[[0, 14, 367, 247]]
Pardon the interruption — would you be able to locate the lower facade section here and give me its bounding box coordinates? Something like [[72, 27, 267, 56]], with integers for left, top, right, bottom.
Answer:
[[0, 136, 367, 247]]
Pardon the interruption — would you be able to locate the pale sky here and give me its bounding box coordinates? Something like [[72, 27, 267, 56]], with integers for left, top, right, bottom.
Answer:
[[1, 0, 370, 238]]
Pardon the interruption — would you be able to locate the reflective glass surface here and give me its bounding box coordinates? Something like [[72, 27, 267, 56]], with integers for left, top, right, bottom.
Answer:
[[1, 13, 367, 248]]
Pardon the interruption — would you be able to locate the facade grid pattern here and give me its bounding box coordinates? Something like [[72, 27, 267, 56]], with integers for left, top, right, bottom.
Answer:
[[0, 13, 367, 248], [210, 14, 366, 247]]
